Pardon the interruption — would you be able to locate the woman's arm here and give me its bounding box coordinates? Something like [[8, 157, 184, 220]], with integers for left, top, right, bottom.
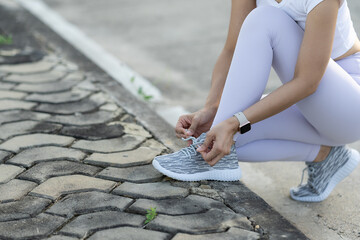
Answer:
[[175, 0, 256, 139], [199, 0, 340, 165], [204, 0, 256, 112]]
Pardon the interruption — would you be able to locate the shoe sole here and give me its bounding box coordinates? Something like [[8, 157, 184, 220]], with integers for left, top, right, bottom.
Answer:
[[152, 159, 242, 182], [290, 148, 360, 202]]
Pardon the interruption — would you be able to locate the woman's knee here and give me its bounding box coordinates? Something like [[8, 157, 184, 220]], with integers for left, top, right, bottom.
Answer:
[[244, 6, 294, 30]]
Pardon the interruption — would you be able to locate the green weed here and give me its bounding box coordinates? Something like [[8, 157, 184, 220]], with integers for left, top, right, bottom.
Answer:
[[0, 35, 12, 45], [144, 207, 157, 224]]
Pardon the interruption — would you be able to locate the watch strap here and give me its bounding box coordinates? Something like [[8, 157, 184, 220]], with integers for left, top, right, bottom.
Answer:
[[233, 112, 249, 127]]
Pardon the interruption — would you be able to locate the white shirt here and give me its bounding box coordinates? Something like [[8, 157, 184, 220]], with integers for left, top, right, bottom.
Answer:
[[256, 0, 358, 59]]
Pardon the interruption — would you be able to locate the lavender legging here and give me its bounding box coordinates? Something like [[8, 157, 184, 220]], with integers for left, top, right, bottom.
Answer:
[[210, 6, 360, 162]]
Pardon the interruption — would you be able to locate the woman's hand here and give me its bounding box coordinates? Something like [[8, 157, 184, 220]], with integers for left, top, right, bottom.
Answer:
[[175, 107, 217, 143], [196, 117, 239, 166]]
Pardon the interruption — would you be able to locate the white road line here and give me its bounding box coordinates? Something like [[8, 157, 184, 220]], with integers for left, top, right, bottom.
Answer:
[[18, 0, 189, 126]]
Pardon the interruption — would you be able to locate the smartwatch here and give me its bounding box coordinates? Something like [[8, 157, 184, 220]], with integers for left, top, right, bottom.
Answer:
[[233, 112, 251, 134]]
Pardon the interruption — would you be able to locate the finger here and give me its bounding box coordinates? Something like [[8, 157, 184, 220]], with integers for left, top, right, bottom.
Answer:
[[202, 146, 223, 163], [207, 154, 224, 166], [175, 116, 191, 135], [187, 117, 200, 136], [197, 134, 213, 152]]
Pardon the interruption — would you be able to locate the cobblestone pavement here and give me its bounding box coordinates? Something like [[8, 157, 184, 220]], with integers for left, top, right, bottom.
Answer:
[[0, 3, 310, 240], [0, 54, 263, 240]]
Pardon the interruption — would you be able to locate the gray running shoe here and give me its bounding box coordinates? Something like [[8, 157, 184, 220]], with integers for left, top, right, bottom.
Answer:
[[152, 133, 242, 181], [290, 146, 360, 202]]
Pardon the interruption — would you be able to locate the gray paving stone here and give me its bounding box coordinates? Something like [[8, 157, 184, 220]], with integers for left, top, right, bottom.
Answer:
[[25, 88, 92, 104], [190, 186, 223, 202], [35, 92, 107, 115], [147, 209, 251, 234], [30, 174, 116, 200], [142, 139, 167, 151], [0, 81, 16, 90], [0, 213, 66, 239], [0, 164, 25, 183], [88, 226, 170, 240], [113, 182, 189, 199], [18, 160, 101, 183], [46, 191, 133, 218], [7, 146, 86, 167], [0, 120, 62, 140], [0, 89, 27, 99], [75, 79, 99, 91], [0, 196, 52, 221], [0, 60, 55, 74], [172, 227, 260, 240], [0, 110, 50, 125], [59, 211, 144, 238], [0, 99, 36, 111], [97, 164, 163, 183], [47, 236, 78, 240], [129, 194, 232, 215], [0, 150, 11, 163], [4, 69, 66, 83], [60, 123, 124, 140], [0, 133, 75, 152], [0, 179, 37, 203], [71, 134, 146, 153], [117, 122, 152, 138], [47, 110, 122, 126], [85, 147, 162, 167], [99, 102, 118, 111], [14, 79, 79, 93]]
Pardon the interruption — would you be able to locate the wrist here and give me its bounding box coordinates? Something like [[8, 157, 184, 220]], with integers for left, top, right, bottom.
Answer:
[[203, 105, 218, 115], [226, 116, 240, 135]]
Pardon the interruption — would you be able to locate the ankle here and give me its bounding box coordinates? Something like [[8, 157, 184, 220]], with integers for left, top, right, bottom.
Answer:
[[313, 146, 332, 163]]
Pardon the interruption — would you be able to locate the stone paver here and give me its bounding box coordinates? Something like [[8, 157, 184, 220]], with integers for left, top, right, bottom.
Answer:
[[142, 139, 167, 151], [4, 69, 66, 83], [47, 236, 78, 240], [46, 191, 133, 218], [75, 79, 98, 91], [0, 99, 36, 111], [30, 175, 116, 200], [113, 182, 189, 199], [85, 146, 162, 167], [0, 164, 24, 183], [35, 92, 107, 115], [71, 134, 146, 153], [60, 122, 124, 140], [0, 196, 52, 221], [0, 120, 62, 140], [0, 60, 55, 74], [59, 211, 144, 238], [0, 179, 37, 203], [25, 88, 92, 104], [129, 194, 232, 215], [0, 150, 11, 163], [0, 110, 50, 125], [88, 226, 170, 240], [47, 110, 122, 126], [172, 227, 260, 240], [0, 133, 75, 152], [0, 213, 66, 239], [14, 79, 79, 93], [0, 81, 16, 90], [19, 160, 101, 183], [119, 122, 152, 138], [7, 146, 86, 167], [147, 209, 252, 234], [99, 102, 118, 111], [97, 164, 163, 183], [0, 89, 27, 99]]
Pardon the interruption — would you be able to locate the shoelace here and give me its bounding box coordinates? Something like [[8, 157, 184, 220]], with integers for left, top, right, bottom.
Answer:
[[299, 165, 316, 190], [179, 136, 204, 158]]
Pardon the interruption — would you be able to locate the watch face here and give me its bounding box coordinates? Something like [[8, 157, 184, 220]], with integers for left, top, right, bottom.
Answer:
[[240, 123, 251, 134]]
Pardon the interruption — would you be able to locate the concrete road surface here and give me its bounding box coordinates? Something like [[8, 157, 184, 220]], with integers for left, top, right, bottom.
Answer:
[[42, 0, 360, 239]]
